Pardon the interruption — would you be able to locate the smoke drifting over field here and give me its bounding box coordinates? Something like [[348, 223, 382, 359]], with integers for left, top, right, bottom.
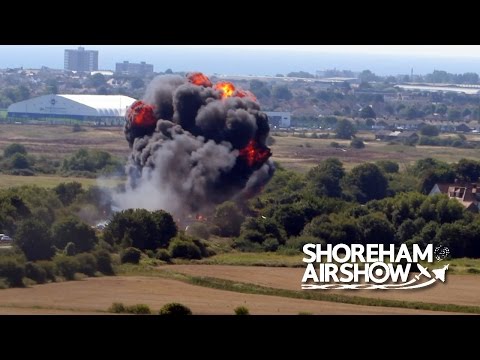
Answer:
[[112, 72, 274, 217]]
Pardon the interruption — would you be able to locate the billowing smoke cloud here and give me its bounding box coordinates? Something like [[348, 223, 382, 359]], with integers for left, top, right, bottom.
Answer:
[[112, 72, 274, 218]]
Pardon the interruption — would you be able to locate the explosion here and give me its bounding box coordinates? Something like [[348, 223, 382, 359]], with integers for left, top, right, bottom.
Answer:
[[114, 72, 274, 218], [214, 81, 235, 99]]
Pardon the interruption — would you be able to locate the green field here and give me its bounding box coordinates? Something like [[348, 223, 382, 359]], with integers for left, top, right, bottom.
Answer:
[[0, 174, 120, 189], [271, 132, 480, 172]]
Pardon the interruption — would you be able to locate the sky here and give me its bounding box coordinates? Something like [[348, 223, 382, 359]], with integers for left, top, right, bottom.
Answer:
[[2, 45, 480, 76]]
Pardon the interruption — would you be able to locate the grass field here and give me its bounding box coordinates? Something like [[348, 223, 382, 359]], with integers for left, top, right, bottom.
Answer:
[[1, 124, 478, 174], [0, 273, 463, 315], [0, 174, 120, 189], [270, 132, 480, 172]]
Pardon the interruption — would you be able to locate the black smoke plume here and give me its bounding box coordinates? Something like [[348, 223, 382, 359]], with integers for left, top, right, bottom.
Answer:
[[113, 73, 274, 218]]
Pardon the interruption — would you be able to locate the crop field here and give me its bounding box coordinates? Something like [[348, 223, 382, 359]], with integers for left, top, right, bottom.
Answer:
[[0, 273, 460, 315]]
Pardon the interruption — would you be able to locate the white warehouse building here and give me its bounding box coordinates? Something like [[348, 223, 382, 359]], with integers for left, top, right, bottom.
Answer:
[[265, 111, 291, 128], [7, 94, 137, 122]]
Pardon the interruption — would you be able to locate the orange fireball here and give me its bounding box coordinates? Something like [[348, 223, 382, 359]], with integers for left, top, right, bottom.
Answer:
[[239, 139, 272, 168], [187, 72, 212, 87], [214, 81, 236, 99]]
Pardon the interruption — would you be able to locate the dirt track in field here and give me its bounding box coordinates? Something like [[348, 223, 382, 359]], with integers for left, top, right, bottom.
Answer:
[[168, 265, 480, 307], [0, 275, 457, 315]]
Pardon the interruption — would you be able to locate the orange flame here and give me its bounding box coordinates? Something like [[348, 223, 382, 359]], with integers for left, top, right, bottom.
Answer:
[[187, 72, 212, 87], [127, 100, 157, 127], [236, 89, 258, 102], [214, 81, 236, 99], [239, 139, 272, 168]]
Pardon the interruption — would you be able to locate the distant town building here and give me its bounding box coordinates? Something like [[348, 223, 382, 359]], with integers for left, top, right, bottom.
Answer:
[[265, 111, 291, 128], [429, 182, 480, 212], [64, 47, 99, 72], [115, 61, 154, 76]]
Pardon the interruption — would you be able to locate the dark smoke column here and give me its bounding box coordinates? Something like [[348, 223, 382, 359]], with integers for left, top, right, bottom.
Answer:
[[118, 72, 275, 217]]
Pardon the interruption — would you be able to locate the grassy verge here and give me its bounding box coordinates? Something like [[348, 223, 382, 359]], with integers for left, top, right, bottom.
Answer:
[[0, 303, 107, 313], [158, 270, 480, 314], [187, 252, 304, 267], [0, 174, 120, 189]]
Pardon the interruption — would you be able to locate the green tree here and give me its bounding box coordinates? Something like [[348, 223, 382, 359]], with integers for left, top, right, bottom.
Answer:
[[447, 109, 462, 121], [10, 153, 30, 169], [88, 73, 106, 88], [420, 125, 440, 136], [212, 201, 245, 237], [130, 77, 145, 89], [151, 210, 177, 247], [15, 219, 55, 261], [120, 247, 142, 264], [435, 104, 447, 116], [350, 138, 365, 149], [335, 119, 356, 139], [103, 209, 177, 250], [360, 106, 376, 119], [376, 160, 399, 173], [52, 217, 98, 253], [455, 159, 480, 182], [358, 70, 378, 82], [272, 85, 293, 100], [3, 143, 27, 158], [272, 204, 306, 237], [343, 163, 388, 203], [358, 213, 395, 245], [305, 158, 345, 198], [53, 182, 85, 206]]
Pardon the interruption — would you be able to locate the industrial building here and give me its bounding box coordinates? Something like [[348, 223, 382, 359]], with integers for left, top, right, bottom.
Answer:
[[265, 111, 291, 128], [7, 94, 136, 123], [64, 47, 99, 72], [115, 61, 154, 76]]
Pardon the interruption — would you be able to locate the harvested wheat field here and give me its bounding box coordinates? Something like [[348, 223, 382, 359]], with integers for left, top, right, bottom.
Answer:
[[169, 265, 480, 307], [0, 275, 456, 315]]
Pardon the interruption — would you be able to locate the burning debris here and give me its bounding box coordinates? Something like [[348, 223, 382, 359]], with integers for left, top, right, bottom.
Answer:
[[113, 72, 274, 218]]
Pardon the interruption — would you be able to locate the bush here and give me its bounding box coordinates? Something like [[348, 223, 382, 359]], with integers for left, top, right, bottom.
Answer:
[[74, 253, 97, 277], [52, 217, 98, 253], [72, 124, 84, 132], [234, 306, 250, 315], [54, 256, 79, 280], [169, 239, 202, 259], [15, 219, 55, 261], [25, 262, 47, 284], [159, 303, 192, 315], [350, 138, 365, 149], [239, 230, 265, 244], [36, 261, 57, 281], [329, 142, 341, 148], [4, 143, 27, 158], [232, 238, 264, 252], [103, 209, 177, 250], [186, 222, 210, 240], [155, 249, 171, 262], [93, 249, 114, 275], [263, 237, 279, 252], [121, 247, 142, 264], [108, 302, 152, 314], [145, 249, 155, 258], [127, 304, 152, 314], [286, 235, 322, 251], [376, 160, 399, 174], [65, 242, 76, 256], [0, 258, 25, 287], [108, 302, 126, 313]]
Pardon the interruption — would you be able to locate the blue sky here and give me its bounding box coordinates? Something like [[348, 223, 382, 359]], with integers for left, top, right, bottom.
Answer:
[[2, 45, 480, 76]]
